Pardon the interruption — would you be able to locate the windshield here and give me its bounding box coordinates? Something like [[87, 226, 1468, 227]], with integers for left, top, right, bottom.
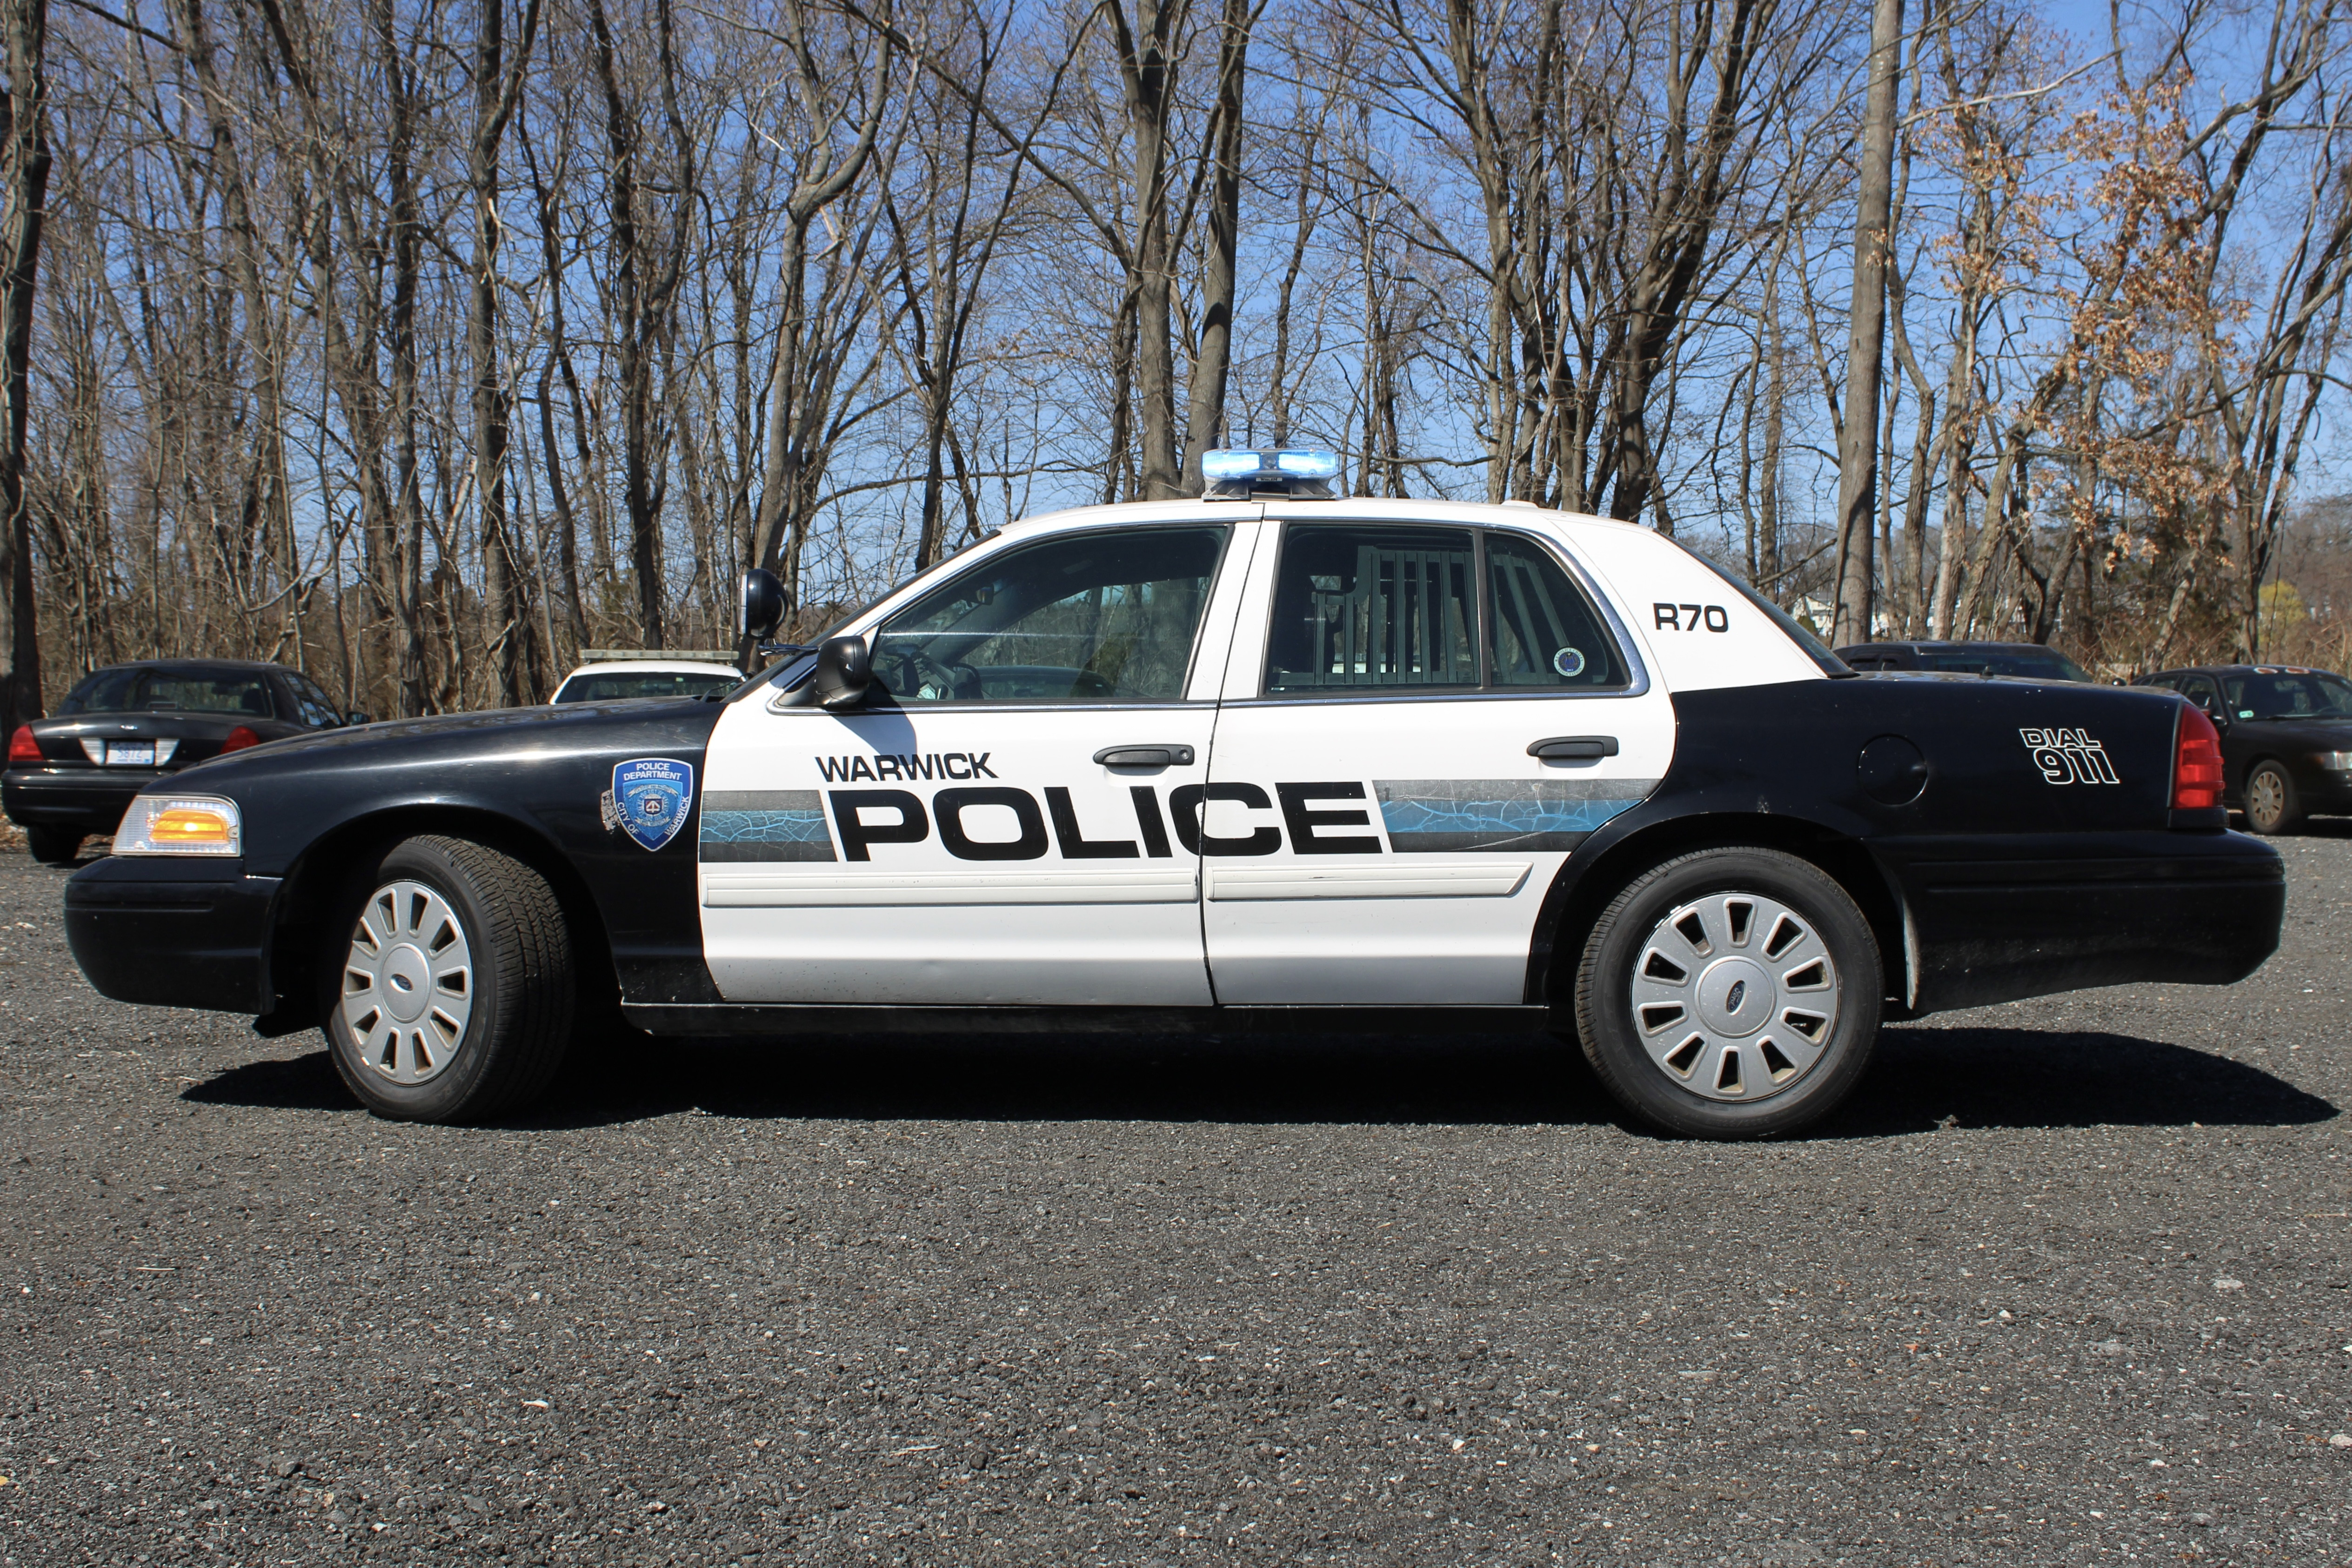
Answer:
[[1917, 647, 2090, 682], [554, 670, 741, 704], [56, 667, 276, 717], [2221, 670, 2352, 720]]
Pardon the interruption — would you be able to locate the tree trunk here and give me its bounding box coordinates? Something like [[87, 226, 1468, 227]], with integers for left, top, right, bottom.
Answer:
[[1831, 0, 1902, 646], [1115, 0, 1184, 500], [0, 0, 45, 732], [472, 0, 542, 702], [1176, 0, 1250, 489]]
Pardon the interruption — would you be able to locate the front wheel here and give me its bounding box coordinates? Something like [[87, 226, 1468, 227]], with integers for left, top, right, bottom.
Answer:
[[322, 835, 575, 1123], [2243, 761, 2303, 835], [1572, 847, 1883, 1139]]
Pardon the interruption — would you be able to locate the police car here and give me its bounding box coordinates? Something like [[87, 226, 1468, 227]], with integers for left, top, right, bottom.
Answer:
[[61, 451, 2285, 1137]]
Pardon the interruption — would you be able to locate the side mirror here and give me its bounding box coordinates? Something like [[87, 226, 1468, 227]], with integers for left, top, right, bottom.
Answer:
[[739, 567, 790, 643], [811, 634, 873, 710]]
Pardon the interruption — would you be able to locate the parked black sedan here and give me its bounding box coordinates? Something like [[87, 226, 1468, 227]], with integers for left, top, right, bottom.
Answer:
[[4, 660, 361, 862], [2132, 664, 2352, 834], [1835, 639, 2094, 681]]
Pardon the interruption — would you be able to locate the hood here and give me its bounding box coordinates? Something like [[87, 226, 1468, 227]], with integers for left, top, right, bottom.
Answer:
[[169, 696, 726, 781]]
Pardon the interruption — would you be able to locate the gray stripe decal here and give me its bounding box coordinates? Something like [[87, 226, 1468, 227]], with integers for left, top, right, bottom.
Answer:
[[701, 790, 836, 862], [1375, 778, 1659, 852]]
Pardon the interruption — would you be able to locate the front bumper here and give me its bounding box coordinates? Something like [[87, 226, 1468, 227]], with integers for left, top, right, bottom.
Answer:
[[3, 765, 165, 832], [64, 858, 281, 1014], [1875, 830, 2284, 1014]]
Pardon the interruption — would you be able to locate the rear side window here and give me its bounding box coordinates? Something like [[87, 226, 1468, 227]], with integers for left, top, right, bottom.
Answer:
[[288, 674, 342, 726], [1263, 524, 1629, 695], [1266, 525, 1479, 694], [1486, 534, 1626, 687]]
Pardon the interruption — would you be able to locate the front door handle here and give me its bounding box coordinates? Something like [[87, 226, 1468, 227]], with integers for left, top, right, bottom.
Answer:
[[1528, 735, 1619, 760], [1094, 744, 1196, 767]]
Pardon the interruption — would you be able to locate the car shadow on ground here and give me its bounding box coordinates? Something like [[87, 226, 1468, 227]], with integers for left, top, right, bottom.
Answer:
[[181, 1023, 2336, 1137], [1823, 1027, 2337, 1137]]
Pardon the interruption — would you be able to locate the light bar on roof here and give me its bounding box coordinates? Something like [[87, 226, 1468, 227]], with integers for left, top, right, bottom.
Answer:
[[1199, 448, 1343, 498], [1274, 449, 1341, 479], [1201, 449, 1262, 481]]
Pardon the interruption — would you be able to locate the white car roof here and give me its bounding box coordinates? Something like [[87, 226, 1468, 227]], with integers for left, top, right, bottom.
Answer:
[[995, 494, 1659, 539]]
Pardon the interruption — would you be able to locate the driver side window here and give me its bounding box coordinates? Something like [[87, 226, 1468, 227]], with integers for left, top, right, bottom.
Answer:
[[868, 526, 1229, 704]]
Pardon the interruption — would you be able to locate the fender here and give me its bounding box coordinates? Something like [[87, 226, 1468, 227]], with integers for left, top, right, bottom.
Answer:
[[115, 698, 729, 1016], [1522, 676, 2194, 1011]]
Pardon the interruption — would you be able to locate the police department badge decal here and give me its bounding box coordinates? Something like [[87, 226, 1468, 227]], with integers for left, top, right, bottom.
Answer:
[[608, 758, 695, 851]]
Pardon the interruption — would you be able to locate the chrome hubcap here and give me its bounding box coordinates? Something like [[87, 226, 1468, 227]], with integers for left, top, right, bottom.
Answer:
[[341, 880, 474, 1085], [1627, 889, 1839, 1102]]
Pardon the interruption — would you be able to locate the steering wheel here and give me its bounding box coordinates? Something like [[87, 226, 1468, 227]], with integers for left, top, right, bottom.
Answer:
[[878, 644, 976, 701]]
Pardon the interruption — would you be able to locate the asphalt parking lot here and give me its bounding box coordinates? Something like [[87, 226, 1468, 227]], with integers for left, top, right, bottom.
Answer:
[[1, 839, 2348, 1568]]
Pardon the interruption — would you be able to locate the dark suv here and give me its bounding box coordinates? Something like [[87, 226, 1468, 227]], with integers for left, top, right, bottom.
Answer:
[[4, 660, 363, 863], [2132, 664, 2352, 833], [1834, 640, 2093, 681]]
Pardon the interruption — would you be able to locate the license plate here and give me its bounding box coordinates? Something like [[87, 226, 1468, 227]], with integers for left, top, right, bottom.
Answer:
[[106, 742, 155, 767]]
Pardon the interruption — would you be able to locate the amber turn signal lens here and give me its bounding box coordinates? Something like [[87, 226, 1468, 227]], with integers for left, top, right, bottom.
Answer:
[[149, 807, 234, 845], [7, 725, 39, 763]]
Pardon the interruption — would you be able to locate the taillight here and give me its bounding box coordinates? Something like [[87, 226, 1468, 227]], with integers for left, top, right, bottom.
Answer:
[[219, 725, 262, 755], [2173, 702, 2225, 810], [7, 725, 40, 763]]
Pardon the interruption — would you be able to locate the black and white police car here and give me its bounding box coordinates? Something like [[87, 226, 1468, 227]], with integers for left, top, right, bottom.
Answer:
[[63, 451, 2285, 1137]]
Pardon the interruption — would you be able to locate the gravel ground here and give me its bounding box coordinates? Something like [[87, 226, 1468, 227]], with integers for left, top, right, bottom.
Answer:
[[1, 836, 2347, 1568]]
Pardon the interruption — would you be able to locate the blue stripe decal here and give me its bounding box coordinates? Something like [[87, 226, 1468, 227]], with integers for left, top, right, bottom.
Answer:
[[1375, 778, 1658, 852], [700, 790, 836, 862]]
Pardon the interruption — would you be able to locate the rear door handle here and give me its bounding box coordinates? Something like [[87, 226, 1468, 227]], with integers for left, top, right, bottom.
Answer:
[[1093, 744, 1196, 767], [1528, 735, 1619, 760]]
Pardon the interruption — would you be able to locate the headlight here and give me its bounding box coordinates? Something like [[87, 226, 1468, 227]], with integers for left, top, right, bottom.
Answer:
[[2316, 752, 2352, 772], [113, 794, 241, 856]]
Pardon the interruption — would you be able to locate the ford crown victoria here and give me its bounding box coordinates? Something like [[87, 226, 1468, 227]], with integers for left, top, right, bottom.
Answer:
[[60, 453, 2285, 1137]]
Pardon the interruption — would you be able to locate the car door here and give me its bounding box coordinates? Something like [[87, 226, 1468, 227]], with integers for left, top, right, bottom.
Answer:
[[1198, 514, 1672, 1004], [697, 514, 1259, 1005]]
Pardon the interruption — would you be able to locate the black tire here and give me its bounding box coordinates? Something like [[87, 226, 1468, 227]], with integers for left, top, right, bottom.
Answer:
[[321, 835, 575, 1123], [2242, 761, 2303, 835], [1571, 846, 1883, 1140], [25, 825, 82, 865]]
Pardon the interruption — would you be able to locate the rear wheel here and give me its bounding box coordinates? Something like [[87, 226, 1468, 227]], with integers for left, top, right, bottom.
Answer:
[[1572, 847, 1882, 1139], [322, 835, 575, 1123], [26, 826, 82, 865], [2243, 761, 2303, 835]]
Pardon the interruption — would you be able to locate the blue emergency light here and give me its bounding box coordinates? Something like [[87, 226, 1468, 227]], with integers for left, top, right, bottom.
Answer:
[[1201, 448, 1343, 499]]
